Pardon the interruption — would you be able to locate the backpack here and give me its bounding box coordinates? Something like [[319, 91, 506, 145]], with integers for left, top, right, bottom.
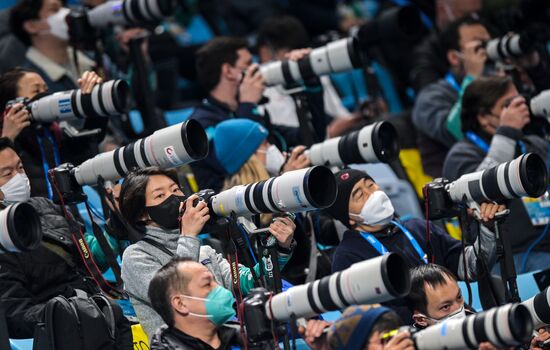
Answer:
[[33, 289, 133, 350]]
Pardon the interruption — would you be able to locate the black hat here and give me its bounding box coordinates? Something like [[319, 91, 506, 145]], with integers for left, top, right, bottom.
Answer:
[[326, 169, 373, 228]]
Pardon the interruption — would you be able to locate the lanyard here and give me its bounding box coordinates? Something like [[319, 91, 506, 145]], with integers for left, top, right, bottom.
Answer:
[[445, 72, 461, 93], [465, 131, 526, 154], [359, 220, 427, 264], [36, 128, 61, 199]]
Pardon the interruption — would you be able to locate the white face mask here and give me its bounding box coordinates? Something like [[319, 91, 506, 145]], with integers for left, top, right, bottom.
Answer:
[[1, 173, 31, 205], [264, 145, 286, 176], [417, 305, 466, 324], [45, 8, 70, 41], [350, 190, 394, 227]]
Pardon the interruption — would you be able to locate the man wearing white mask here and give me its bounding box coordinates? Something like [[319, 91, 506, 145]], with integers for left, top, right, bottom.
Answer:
[[326, 169, 501, 281], [9, 0, 97, 92], [0, 137, 120, 339]]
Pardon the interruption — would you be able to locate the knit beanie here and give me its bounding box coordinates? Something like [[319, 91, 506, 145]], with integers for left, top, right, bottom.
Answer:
[[213, 119, 268, 175], [328, 304, 392, 350], [325, 169, 373, 228]]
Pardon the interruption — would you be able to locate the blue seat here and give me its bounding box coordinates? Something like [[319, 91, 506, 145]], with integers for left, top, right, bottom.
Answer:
[[128, 110, 145, 135], [0, 0, 17, 9], [164, 108, 195, 126], [10, 339, 33, 350]]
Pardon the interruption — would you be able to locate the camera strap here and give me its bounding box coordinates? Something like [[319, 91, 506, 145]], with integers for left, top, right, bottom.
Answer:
[[465, 131, 526, 154], [36, 128, 61, 200], [359, 220, 427, 264]]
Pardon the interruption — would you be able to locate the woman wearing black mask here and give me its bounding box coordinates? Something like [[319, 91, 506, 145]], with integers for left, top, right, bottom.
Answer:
[[119, 167, 296, 339]]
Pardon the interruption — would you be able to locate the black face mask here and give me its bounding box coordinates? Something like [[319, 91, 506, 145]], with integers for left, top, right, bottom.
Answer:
[[145, 195, 186, 230]]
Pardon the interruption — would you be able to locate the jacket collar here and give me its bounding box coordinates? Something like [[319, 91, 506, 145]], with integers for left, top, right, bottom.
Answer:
[[26, 47, 95, 84], [143, 226, 180, 251], [154, 325, 239, 350]]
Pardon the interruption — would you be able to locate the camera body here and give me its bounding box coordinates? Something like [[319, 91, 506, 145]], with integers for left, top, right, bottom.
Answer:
[[49, 163, 87, 205], [243, 288, 286, 344], [423, 179, 459, 220], [4, 97, 31, 115]]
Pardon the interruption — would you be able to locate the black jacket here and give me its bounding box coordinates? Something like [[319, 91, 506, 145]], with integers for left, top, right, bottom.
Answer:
[[150, 325, 241, 350], [0, 197, 98, 338]]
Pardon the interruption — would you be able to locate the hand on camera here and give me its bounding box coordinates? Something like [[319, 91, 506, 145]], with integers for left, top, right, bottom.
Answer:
[[298, 319, 331, 350], [469, 203, 506, 223], [531, 328, 550, 350], [462, 40, 487, 78], [500, 96, 530, 130], [2, 103, 30, 140], [282, 146, 311, 173], [105, 184, 121, 212], [239, 63, 264, 104], [269, 216, 295, 249], [477, 342, 500, 350], [180, 194, 210, 237], [284, 48, 312, 61], [384, 331, 414, 350], [78, 71, 103, 94]]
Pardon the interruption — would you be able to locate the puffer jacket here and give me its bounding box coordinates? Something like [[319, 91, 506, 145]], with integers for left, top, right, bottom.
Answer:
[[0, 197, 99, 338]]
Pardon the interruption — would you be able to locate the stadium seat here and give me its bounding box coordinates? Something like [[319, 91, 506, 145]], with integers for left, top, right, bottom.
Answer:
[[9, 339, 33, 350]]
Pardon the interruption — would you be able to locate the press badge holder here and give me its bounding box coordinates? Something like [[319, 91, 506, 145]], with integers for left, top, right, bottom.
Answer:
[[521, 191, 550, 226]]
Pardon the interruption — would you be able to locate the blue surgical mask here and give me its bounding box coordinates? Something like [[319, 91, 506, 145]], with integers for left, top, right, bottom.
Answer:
[[181, 286, 236, 326]]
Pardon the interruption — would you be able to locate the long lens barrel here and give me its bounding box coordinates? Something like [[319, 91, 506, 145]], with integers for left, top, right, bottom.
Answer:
[[308, 121, 400, 166], [448, 153, 548, 204], [530, 89, 550, 119], [29, 80, 129, 123], [209, 166, 337, 217], [486, 33, 533, 62], [413, 304, 533, 349], [259, 37, 363, 87], [522, 287, 550, 329], [74, 119, 208, 185], [86, 0, 176, 27], [0, 203, 42, 254], [266, 253, 410, 321]]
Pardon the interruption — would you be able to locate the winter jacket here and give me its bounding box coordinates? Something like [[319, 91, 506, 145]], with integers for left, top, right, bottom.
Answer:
[[121, 226, 292, 339], [443, 127, 550, 253], [0, 197, 101, 338], [150, 325, 240, 350], [412, 78, 459, 177]]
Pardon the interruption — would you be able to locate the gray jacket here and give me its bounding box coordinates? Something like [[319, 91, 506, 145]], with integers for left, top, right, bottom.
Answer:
[[443, 127, 550, 253], [121, 226, 290, 339]]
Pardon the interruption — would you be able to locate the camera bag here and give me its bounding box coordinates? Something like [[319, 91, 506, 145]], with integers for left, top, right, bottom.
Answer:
[[32, 289, 132, 350]]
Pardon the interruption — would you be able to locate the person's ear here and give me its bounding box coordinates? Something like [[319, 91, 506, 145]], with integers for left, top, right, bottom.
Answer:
[[477, 113, 490, 129], [171, 295, 189, 316], [23, 19, 42, 36], [221, 62, 238, 82], [447, 50, 461, 67], [412, 313, 429, 328]]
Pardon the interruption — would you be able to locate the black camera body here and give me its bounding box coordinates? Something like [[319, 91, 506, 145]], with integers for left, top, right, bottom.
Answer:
[[243, 288, 286, 345], [423, 178, 459, 220], [49, 163, 87, 205], [66, 8, 99, 50], [5, 97, 30, 113]]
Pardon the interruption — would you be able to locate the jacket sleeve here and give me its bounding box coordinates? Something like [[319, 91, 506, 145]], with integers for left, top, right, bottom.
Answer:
[[84, 230, 121, 272], [0, 254, 46, 338], [475, 127, 521, 172], [412, 84, 457, 148]]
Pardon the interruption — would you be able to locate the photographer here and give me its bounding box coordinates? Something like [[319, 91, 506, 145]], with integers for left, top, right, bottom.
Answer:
[[0, 137, 121, 338], [189, 36, 327, 192], [9, 0, 96, 92], [119, 167, 296, 338], [0, 67, 103, 198], [299, 304, 413, 350], [148, 257, 241, 350], [412, 15, 490, 177], [443, 76, 550, 272], [256, 16, 362, 138]]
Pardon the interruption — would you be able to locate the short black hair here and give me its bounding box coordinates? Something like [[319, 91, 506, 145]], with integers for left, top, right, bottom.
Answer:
[[148, 257, 194, 327], [119, 166, 180, 231], [371, 311, 403, 335], [406, 264, 458, 315], [257, 16, 310, 52], [440, 15, 486, 53], [461, 76, 513, 133], [195, 36, 248, 92], [0, 67, 34, 110], [10, 0, 44, 46], [0, 138, 18, 154]]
